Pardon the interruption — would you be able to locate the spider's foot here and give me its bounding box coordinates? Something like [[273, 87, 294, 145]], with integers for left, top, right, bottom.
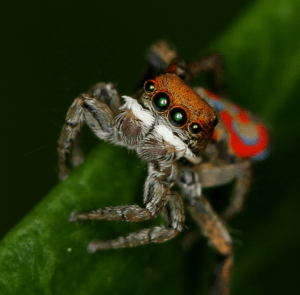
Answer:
[[87, 241, 98, 253], [69, 210, 105, 222], [59, 168, 70, 181], [71, 154, 84, 167], [87, 240, 119, 252], [69, 211, 78, 222]]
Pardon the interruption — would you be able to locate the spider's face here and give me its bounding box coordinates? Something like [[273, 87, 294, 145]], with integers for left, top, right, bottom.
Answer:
[[140, 73, 218, 155]]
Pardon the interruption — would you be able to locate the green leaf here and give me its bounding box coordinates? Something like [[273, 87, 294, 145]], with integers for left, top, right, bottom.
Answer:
[[0, 144, 188, 295], [1, 0, 300, 294]]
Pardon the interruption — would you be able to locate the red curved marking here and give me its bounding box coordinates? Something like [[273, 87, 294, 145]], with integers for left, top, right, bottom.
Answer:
[[220, 111, 269, 159], [236, 107, 251, 124], [205, 89, 220, 100], [211, 129, 219, 141], [165, 63, 178, 74]]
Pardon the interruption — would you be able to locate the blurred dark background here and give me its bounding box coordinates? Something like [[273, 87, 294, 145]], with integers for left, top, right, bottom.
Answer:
[[0, 0, 254, 240], [1, 0, 300, 294]]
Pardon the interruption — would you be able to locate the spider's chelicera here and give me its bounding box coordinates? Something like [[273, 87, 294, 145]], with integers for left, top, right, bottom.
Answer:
[[57, 40, 270, 295]]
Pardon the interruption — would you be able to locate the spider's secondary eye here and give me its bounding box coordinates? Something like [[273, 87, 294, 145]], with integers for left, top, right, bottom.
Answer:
[[169, 108, 187, 127], [145, 81, 155, 93], [153, 92, 170, 112], [213, 117, 219, 127], [189, 123, 202, 134]]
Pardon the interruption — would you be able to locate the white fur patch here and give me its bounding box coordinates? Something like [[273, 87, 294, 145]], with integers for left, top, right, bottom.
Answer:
[[121, 96, 154, 127], [154, 125, 195, 158]]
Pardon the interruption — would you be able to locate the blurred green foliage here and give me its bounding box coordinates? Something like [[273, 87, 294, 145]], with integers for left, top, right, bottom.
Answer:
[[1, 0, 300, 294]]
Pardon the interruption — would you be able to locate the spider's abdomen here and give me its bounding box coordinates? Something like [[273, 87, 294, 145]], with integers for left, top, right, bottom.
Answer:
[[197, 88, 270, 161]]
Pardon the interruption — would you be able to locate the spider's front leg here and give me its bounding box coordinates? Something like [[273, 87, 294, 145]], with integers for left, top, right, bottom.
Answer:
[[186, 54, 224, 92], [58, 83, 121, 179], [70, 162, 185, 252], [179, 169, 233, 295], [139, 40, 224, 92]]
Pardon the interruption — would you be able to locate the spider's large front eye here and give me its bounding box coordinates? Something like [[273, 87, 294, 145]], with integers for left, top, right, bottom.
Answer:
[[169, 108, 187, 127], [153, 92, 170, 112], [189, 123, 202, 134], [145, 81, 155, 93]]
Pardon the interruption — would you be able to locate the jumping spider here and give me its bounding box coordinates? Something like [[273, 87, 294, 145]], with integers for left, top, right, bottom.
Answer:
[[58, 40, 270, 295]]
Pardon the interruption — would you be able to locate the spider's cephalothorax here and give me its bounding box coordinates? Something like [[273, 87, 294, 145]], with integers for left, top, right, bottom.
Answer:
[[117, 64, 217, 165], [58, 40, 270, 295]]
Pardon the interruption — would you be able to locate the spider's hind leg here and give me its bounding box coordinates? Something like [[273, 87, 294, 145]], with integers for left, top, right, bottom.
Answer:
[[188, 196, 233, 295], [221, 161, 252, 220], [193, 160, 252, 220], [179, 169, 233, 295]]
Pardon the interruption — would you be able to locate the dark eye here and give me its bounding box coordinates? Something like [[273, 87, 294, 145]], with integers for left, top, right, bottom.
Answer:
[[145, 81, 155, 93], [213, 117, 219, 127], [153, 92, 170, 112], [169, 108, 187, 127], [189, 123, 202, 134]]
